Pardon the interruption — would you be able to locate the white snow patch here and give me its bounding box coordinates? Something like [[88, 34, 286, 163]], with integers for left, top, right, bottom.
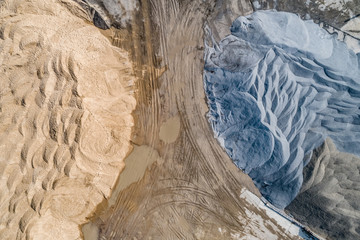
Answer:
[[85, 0, 139, 27], [341, 17, 360, 53], [252, 1, 261, 10], [317, 0, 352, 11], [102, 0, 138, 26], [218, 227, 226, 234], [240, 188, 301, 237]]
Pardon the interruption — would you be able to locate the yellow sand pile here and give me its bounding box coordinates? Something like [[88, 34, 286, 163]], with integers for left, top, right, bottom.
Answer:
[[0, 0, 136, 239]]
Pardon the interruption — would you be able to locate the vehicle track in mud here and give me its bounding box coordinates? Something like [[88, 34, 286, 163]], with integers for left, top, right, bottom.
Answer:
[[83, 0, 299, 239]]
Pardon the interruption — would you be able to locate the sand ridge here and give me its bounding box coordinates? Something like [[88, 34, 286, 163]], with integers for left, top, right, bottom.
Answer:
[[0, 0, 136, 239], [287, 139, 360, 240]]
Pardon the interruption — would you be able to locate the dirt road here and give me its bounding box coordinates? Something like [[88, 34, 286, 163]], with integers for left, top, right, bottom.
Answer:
[[84, 1, 298, 239]]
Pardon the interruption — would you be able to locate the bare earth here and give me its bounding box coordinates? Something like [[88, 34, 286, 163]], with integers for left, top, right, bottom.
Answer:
[[0, 0, 324, 239], [83, 0, 303, 239]]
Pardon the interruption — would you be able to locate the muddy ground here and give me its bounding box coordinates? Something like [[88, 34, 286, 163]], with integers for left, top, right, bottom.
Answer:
[[81, 0, 300, 239]]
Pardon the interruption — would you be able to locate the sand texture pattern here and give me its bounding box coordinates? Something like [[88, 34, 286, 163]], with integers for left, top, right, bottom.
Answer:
[[287, 139, 360, 240], [0, 0, 136, 239], [82, 1, 310, 239]]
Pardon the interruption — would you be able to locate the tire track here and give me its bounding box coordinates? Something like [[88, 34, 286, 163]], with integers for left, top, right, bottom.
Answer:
[[89, 0, 302, 239]]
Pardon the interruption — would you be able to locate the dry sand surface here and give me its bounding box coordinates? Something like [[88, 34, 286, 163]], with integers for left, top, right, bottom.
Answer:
[[287, 139, 360, 240], [0, 0, 136, 239]]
